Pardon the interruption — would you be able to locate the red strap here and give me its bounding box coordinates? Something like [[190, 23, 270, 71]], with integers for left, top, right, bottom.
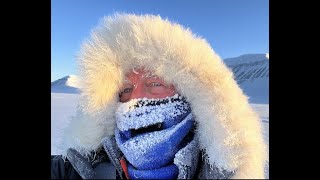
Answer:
[[120, 157, 130, 179]]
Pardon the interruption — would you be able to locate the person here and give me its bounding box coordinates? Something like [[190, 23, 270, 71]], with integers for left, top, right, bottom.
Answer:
[[51, 13, 267, 179]]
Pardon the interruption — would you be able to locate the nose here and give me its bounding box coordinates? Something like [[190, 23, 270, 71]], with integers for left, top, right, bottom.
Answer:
[[129, 83, 146, 100]]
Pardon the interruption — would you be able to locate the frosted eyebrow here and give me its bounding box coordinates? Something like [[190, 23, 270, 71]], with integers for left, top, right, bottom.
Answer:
[[142, 72, 158, 78]]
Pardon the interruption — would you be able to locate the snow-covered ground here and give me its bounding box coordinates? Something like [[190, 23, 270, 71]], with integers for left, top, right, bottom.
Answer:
[[251, 103, 269, 143], [51, 93, 79, 154]]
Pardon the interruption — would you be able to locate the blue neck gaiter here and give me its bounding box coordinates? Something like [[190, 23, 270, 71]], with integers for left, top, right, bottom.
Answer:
[[115, 94, 195, 179]]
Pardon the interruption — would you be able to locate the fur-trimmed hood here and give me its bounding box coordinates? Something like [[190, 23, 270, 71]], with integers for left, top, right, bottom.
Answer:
[[60, 13, 267, 179]]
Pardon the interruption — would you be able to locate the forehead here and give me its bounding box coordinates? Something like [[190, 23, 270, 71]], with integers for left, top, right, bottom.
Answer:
[[125, 68, 157, 80], [123, 67, 176, 89]]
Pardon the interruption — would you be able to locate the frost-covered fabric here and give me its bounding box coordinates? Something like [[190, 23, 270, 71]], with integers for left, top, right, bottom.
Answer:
[[174, 135, 200, 179], [115, 95, 196, 179], [115, 94, 191, 131]]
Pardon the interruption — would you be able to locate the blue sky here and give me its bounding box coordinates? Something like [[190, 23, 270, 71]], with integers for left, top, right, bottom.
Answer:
[[51, 0, 269, 82]]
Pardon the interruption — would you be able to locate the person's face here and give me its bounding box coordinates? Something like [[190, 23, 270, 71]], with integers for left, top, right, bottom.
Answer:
[[119, 68, 176, 103]]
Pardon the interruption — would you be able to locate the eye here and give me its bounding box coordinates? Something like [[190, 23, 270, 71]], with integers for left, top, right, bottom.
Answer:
[[119, 87, 133, 96], [148, 82, 163, 87]]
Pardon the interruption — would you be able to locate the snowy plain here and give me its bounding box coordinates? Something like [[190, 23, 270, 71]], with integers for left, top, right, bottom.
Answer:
[[51, 93, 79, 154]]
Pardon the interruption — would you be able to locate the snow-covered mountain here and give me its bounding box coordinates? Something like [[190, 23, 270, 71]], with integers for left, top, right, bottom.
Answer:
[[51, 75, 80, 94], [224, 53, 269, 104]]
